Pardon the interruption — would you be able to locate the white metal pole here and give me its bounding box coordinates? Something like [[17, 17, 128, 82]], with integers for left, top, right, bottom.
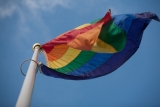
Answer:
[[16, 43, 41, 107]]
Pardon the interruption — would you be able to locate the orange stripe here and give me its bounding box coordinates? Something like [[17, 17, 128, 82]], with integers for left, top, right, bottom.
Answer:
[[68, 23, 103, 50], [42, 50, 49, 67], [47, 44, 69, 61], [48, 47, 81, 68]]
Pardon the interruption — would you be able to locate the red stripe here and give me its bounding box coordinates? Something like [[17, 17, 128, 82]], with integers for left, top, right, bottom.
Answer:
[[42, 11, 112, 53]]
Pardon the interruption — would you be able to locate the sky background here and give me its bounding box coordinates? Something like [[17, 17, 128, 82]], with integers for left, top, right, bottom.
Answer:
[[0, 0, 160, 107]]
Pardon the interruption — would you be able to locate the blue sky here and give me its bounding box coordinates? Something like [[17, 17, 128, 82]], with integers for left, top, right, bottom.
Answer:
[[0, 0, 160, 107]]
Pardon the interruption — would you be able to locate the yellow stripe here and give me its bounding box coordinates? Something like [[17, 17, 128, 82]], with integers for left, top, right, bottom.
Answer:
[[47, 24, 90, 68], [74, 23, 90, 29], [48, 47, 81, 69], [91, 38, 117, 53]]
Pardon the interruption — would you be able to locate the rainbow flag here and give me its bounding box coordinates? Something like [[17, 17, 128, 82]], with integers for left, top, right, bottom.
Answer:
[[40, 10, 159, 80]]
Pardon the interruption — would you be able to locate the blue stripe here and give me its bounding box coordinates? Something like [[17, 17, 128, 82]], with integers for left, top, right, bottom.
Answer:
[[112, 14, 135, 33], [68, 53, 113, 76]]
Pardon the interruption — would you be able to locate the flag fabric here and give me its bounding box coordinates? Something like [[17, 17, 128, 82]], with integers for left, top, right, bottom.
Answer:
[[40, 10, 159, 80]]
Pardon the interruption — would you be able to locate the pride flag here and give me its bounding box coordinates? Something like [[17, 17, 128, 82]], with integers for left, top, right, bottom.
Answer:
[[40, 10, 159, 80]]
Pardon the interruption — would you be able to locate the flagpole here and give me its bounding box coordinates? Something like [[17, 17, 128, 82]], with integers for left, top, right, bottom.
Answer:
[[16, 43, 41, 107]]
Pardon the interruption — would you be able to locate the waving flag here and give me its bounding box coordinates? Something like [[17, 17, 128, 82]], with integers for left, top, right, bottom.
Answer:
[[40, 10, 159, 80]]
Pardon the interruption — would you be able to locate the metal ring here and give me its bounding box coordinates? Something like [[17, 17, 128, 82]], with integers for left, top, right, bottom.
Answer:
[[20, 59, 39, 76]]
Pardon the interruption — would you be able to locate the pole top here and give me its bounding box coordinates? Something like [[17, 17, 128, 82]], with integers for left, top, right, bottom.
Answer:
[[32, 43, 41, 52]]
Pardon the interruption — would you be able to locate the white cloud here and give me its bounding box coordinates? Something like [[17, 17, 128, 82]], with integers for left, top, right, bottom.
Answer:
[[23, 0, 71, 12], [0, 0, 72, 49], [0, 2, 18, 18], [0, 0, 72, 18]]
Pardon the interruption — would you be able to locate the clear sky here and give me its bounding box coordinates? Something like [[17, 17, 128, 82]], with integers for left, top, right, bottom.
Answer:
[[0, 0, 160, 107]]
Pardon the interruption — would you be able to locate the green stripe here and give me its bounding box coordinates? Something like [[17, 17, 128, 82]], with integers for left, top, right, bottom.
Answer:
[[90, 18, 126, 51], [98, 20, 126, 51], [54, 51, 96, 74]]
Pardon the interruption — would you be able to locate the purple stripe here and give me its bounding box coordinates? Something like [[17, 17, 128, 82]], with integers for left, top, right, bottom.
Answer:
[[135, 12, 160, 21]]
